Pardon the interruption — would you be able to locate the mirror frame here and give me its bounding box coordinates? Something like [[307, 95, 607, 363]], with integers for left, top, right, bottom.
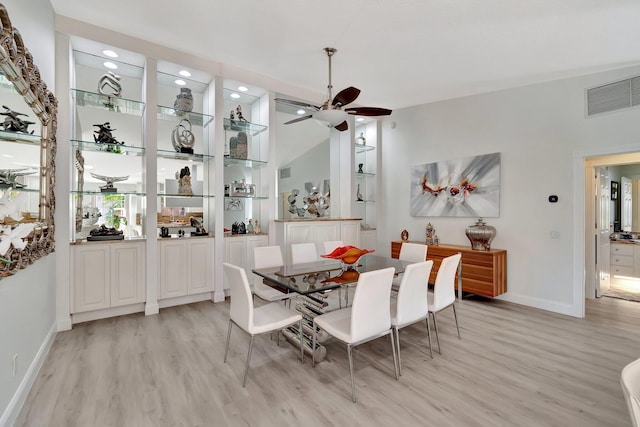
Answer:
[[0, 4, 57, 278]]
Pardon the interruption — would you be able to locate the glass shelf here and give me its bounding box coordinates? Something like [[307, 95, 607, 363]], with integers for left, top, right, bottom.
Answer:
[[158, 193, 215, 198], [355, 144, 376, 153], [0, 130, 41, 145], [156, 149, 213, 162], [71, 140, 145, 156], [223, 118, 267, 136], [71, 89, 146, 116], [0, 186, 39, 194], [355, 200, 376, 204], [223, 157, 267, 168], [72, 190, 146, 196], [157, 105, 214, 127], [355, 172, 376, 177], [224, 195, 268, 200]]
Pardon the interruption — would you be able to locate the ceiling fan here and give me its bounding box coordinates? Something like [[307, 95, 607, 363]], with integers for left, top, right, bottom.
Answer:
[[275, 47, 392, 132]]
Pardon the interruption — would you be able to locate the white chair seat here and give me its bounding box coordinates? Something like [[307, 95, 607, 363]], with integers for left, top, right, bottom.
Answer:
[[314, 307, 353, 343], [253, 282, 293, 302], [252, 303, 304, 335]]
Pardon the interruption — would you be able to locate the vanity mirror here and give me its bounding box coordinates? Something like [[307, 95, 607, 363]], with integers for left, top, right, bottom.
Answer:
[[0, 4, 57, 277]]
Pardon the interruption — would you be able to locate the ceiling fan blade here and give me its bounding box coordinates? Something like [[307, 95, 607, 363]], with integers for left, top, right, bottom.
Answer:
[[334, 120, 349, 132], [332, 86, 361, 107], [275, 98, 320, 111], [284, 115, 313, 125], [345, 106, 393, 116]]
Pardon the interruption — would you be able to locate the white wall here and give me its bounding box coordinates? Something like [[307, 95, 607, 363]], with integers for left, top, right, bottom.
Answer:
[[0, 0, 57, 425], [380, 65, 640, 315]]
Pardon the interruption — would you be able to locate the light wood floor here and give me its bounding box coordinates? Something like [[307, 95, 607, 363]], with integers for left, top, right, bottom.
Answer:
[[16, 295, 640, 427]]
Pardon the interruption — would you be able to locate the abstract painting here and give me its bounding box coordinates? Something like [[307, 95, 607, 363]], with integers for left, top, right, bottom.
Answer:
[[410, 152, 501, 217]]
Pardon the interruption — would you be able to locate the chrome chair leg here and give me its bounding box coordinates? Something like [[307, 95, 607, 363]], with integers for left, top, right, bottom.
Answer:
[[312, 322, 317, 367], [299, 318, 304, 363], [276, 328, 281, 346], [242, 335, 255, 388], [425, 316, 433, 359], [431, 312, 441, 355], [390, 331, 399, 380], [348, 344, 356, 403], [394, 327, 403, 376], [224, 320, 233, 363], [453, 304, 461, 339]]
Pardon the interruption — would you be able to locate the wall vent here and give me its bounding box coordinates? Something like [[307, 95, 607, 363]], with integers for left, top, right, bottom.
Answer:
[[587, 75, 640, 116], [279, 167, 291, 179]]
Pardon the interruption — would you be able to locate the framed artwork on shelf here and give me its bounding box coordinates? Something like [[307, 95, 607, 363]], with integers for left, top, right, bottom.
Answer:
[[611, 181, 619, 201]]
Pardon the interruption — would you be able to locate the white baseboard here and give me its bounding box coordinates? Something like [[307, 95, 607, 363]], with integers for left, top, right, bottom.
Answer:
[[158, 292, 213, 309], [0, 322, 57, 427], [144, 302, 159, 316], [71, 303, 145, 325], [498, 292, 579, 317]]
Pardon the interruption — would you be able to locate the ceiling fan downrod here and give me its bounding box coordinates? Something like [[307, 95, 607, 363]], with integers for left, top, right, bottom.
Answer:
[[324, 47, 337, 107]]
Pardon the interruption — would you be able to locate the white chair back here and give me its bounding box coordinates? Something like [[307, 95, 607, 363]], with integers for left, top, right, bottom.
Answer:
[[323, 240, 344, 255], [399, 242, 428, 262], [395, 261, 433, 326], [291, 242, 319, 264], [350, 267, 396, 342], [224, 263, 254, 332], [254, 246, 284, 269], [622, 357, 640, 427], [432, 253, 461, 310]]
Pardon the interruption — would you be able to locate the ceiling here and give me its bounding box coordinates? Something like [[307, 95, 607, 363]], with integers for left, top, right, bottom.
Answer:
[[49, 0, 640, 110]]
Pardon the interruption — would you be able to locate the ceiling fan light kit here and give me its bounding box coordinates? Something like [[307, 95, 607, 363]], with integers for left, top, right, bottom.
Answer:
[[276, 47, 392, 132]]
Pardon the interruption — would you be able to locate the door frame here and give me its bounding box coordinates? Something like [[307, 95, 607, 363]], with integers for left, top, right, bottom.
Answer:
[[574, 145, 640, 317]]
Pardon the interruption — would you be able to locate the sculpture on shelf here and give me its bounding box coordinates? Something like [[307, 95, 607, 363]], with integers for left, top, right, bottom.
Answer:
[[90, 172, 129, 193], [1, 106, 35, 134], [356, 184, 363, 202], [288, 186, 330, 218], [357, 163, 364, 174], [174, 87, 193, 113], [0, 168, 36, 189], [355, 132, 366, 145], [190, 216, 208, 236], [235, 105, 247, 122], [93, 122, 124, 145], [253, 219, 261, 234], [98, 71, 122, 97], [176, 166, 193, 195], [401, 229, 409, 241], [81, 206, 101, 227], [87, 224, 124, 241], [229, 109, 235, 120], [425, 222, 439, 245], [247, 219, 254, 233], [171, 118, 195, 154]]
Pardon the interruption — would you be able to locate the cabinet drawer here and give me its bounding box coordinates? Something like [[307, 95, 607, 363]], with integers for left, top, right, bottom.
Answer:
[[611, 254, 634, 267], [611, 244, 634, 256], [611, 265, 634, 277]]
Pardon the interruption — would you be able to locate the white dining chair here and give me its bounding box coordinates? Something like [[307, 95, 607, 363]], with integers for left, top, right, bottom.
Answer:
[[622, 356, 640, 427], [391, 260, 434, 374], [392, 242, 428, 291], [322, 240, 344, 255], [253, 246, 299, 304], [312, 266, 398, 403], [291, 242, 319, 264], [428, 253, 462, 354], [223, 263, 304, 387]]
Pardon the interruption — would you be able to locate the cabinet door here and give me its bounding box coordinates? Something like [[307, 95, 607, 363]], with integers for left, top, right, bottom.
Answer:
[[110, 243, 145, 307], [361, 229, 377, 251], [225, 238, 247, 290], [188, 239, 214, 294], [159, 240, 188, 299], [73, 245, 110, 313], [341, 221, 361, 247], [315, 222, 340, 243]]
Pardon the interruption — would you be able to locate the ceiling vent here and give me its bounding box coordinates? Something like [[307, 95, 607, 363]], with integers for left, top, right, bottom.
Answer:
[[587, 76, 640, 116], [279, 167, 291, 179]]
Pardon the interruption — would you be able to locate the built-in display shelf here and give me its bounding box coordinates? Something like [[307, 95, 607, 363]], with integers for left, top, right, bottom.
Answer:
[[71, 88, 145, 116], [156, 105, 214, 127]]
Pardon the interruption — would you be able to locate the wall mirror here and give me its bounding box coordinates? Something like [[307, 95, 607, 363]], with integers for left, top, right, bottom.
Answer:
[[0, 4, 57, 277]]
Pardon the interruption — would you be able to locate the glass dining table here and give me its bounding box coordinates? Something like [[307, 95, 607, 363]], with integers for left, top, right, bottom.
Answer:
[[252, 254, 411, 361]]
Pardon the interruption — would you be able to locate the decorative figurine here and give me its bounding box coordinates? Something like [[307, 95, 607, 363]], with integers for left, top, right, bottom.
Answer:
[[235, 105, 247, 122], [90, 172, 129, 193], [93, 122, 125, 145], [356, 184, 364, 202], [81, 206, 102, 227], [229, 109, 235, 120], [171, 118, 195, 153], [87, 224, 124, 241], [160, 226, 170, 238], [1, 106, 35, 134], [231, 222, 239, 234], [247, 219, 254, 234], [425, 222, 436, 245], [176, 166, 193, 195], [174, 87, 193, 113], [235, 131, 248, 159], [190, 216, 208, 236], [358, 163, 364, 174], [238, 221, 246, 234], [401, 229, 409, 241], [98, 71, 122, 97], [0, 168, 36, 189], [355, 132, 366, 145], [253, 220, 261, 234]]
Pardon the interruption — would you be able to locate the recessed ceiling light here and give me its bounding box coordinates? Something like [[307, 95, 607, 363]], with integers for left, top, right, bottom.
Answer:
[[102, 50, 118, 58], [238, 86, 248, 92], [356, 117, 365, 122], [85, 164, 94, 170], [230, 93, 240, 99], [178, 70, 191, 77], [174, 79, 186, 86], [103, 61, 118, 70], [2, 154, 13, 158], [297, 109, 306, 115]]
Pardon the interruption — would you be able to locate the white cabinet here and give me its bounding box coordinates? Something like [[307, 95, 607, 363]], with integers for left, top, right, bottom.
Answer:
[[159, 238, 214, 299], [611, 243, 640, 282], [224, 234, 268, 290], [72, 241, 145, 314], [274, 219, 360, 263]]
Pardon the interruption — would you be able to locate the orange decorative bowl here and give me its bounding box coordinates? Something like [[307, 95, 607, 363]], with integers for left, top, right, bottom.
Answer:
[[321, 246, 375, 265]]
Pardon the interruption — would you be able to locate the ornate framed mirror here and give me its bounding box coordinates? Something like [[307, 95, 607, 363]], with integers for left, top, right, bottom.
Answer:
[[0, 4, 57, 278]]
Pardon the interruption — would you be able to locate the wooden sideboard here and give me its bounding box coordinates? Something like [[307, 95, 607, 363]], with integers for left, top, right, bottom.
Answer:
[[391, 241, 507, 298]]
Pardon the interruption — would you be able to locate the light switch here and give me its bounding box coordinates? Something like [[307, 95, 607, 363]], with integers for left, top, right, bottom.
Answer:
[[550, 231, 560, 239]]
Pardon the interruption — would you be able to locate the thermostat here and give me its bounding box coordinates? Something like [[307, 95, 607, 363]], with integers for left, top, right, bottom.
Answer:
[[548, 195, 558, 203]]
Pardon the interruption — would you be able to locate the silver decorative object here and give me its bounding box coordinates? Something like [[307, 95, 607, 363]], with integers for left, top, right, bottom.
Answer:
[[98, 71, 122, 97], [425, 223, 436, 245], [1, 105, 35, 134], [355, 132, 366, 145], [171, 118, 195, 153], [174, 88, 193, 113], [356, 184, 363, 201], [90, 173, 129, 193], [465, 217, 496, 251], [0, 168, 36, 189], [176, 166, 193, 195]]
